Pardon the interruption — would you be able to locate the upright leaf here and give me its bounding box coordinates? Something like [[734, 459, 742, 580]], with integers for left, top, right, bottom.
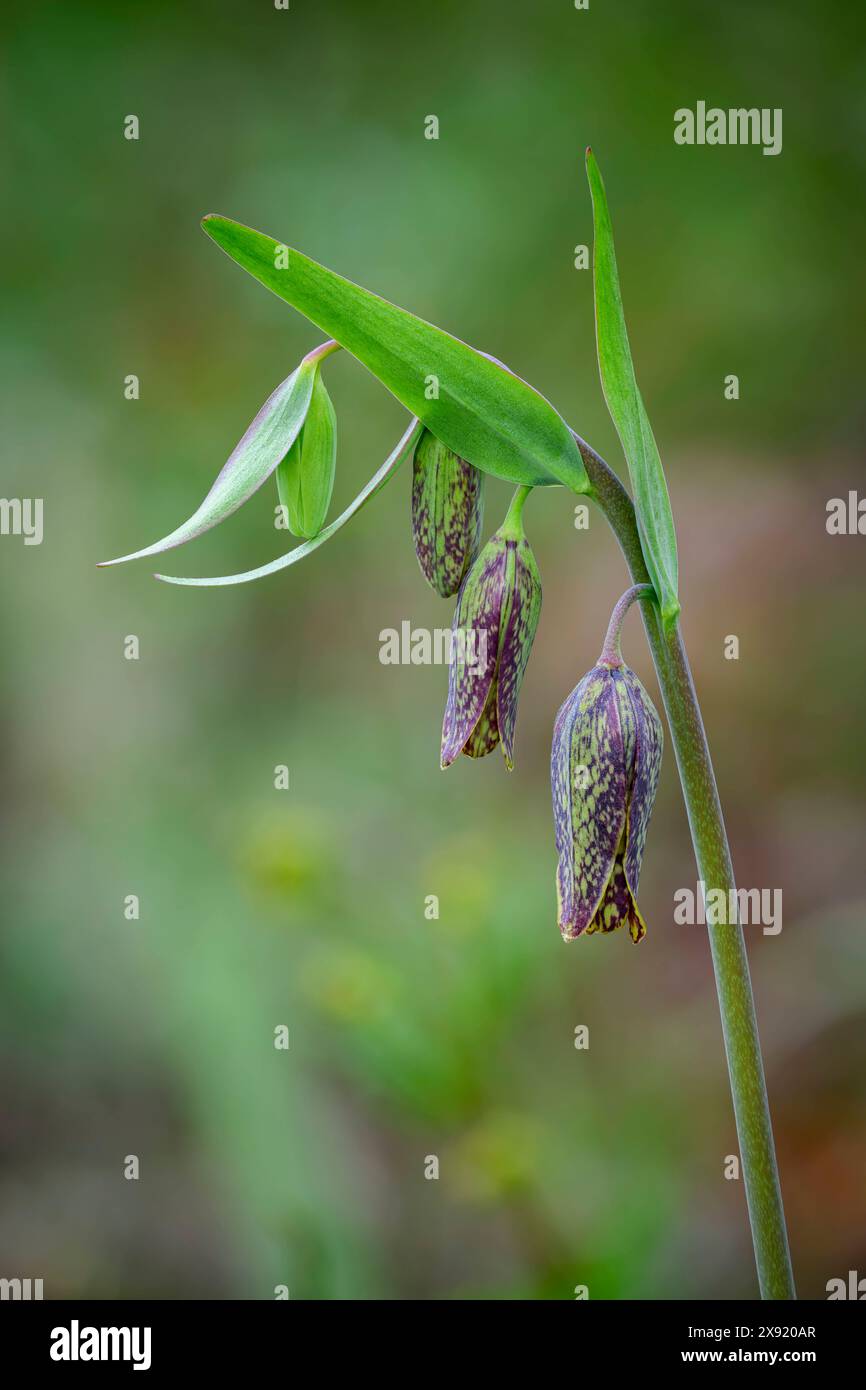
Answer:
[[201, 214, 589, 495], [586, 149, 680, 628]]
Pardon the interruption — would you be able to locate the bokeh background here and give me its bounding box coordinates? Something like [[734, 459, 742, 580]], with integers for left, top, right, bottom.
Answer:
[[3, 0, 865, 1299]]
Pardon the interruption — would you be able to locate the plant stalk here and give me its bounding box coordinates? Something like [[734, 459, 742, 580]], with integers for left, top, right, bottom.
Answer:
[[574, 432, 795, 1300]]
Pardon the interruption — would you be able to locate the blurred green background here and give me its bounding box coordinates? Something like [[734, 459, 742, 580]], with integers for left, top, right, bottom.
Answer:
[[3, 0, 865, 1299]]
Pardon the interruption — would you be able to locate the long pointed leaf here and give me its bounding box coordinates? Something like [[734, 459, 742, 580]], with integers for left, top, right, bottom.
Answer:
[[201, 214, 589, 495], [98, 361, 316, 567], [586, 149, 680, 628], [155, 417, 423, 587]]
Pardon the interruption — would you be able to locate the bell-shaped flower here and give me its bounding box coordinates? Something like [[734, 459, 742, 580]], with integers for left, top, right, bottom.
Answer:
[[551, 585, 663, 942], [441, 487, 541, 771]]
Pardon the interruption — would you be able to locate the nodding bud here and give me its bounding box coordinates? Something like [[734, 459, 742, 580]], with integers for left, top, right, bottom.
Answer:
[[411, 429, 484, 598], [440, 487, 541, 771], [551, 586, 663, 943], [276, 368, 337, 539]]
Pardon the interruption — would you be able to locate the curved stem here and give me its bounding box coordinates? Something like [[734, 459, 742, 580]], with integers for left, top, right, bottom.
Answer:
[[599, 583, 655, 667], [500, 484, 532, 538], [574, 432, 796, 1300], [303, 337, 343, 367]]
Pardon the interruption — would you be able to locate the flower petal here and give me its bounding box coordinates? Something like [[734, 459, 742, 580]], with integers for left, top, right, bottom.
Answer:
[[411, 432, 484, 598], [586, 847, 629, 933], [462, 680, 501, 759], [620, 667, 664, 902], [552, 667, 628, 940], [586, 850, 647, 943], [440, 544, 506, 767], [496, 538, 542, 769]]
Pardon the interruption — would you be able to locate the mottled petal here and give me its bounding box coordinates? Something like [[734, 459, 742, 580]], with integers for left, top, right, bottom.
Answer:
[[586, 847, 630, 934], [412, 430, 484, 598], [496, 538, 542, 769], [440, 543, 505, 767], [619, 667, 664, 904], [609, 667, 636, 782], [463, 679, 500, 758], [551, 666, 628, 940]]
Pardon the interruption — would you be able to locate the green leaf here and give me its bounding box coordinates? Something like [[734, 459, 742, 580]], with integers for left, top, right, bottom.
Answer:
[[98, 360, 316, 568], [156, 417, 423, 588], [201, 214, 589, 495], [276, 367, 337, 538], [585, 149, 680, 629]]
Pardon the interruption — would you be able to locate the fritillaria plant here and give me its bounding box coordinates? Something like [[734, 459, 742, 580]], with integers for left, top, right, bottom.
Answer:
[[101, 150, 795, 1300]]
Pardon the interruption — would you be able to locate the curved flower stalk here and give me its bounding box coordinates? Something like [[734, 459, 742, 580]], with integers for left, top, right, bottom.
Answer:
[[440, 487, 541, 770], [98, 149, 795, 1301], [552, 585, 662, 942]]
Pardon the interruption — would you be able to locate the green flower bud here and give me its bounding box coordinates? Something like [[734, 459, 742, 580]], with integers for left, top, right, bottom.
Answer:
[[411, 429, 485, 597], [276, 368, 337, 539]]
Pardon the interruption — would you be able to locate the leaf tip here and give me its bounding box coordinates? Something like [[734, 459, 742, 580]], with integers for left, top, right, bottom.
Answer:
[[201, 213, 233, 244]]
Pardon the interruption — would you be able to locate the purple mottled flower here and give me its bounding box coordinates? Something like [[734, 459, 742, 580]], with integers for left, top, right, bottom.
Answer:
[[551, 622, 663, 943], [441, 487, 541, 771], [411, 429, 484, 597]]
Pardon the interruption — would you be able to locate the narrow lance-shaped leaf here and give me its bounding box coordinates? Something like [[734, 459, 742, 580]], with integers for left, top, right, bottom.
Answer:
[[201, 214, 590, 495], [155, 417, 424, 587], [98, 360, 317, 567], [586, 149, 680, 629], [276, 367, 337, 538]]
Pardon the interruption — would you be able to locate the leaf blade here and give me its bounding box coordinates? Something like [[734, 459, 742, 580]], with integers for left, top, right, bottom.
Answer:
[[155, 417, 423, 587], [586, 149, 680, 628], [276, 366, 337, 538], [98, 361, 316, 567], [202, 214, 589, 495]]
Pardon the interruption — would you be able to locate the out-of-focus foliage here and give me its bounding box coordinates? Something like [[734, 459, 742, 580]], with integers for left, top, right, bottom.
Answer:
[[1, 0, 864, 1299]]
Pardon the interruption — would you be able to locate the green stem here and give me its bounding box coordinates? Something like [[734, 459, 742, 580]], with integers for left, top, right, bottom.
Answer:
[[599, 582, 655, 667], [303, 337, 343, 367], [499, 484, 532, 538], [574, 432, 796, 1300]]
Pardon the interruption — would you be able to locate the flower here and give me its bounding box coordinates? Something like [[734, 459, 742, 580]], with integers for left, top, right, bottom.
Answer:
[[551, 587, 663, 942], [440, 487, 541, 770], [411, 429, 484, 597]]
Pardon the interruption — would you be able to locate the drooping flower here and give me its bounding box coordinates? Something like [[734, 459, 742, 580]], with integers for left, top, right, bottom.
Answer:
[[411, 429, 484, 597], [551, 585, 663, 942], [441, 486, 541, 771]]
